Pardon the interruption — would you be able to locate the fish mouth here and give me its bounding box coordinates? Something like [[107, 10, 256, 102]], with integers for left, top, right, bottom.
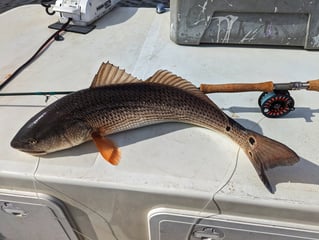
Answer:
[[19, 149, 47, 155], [10, 139, 47, 155]]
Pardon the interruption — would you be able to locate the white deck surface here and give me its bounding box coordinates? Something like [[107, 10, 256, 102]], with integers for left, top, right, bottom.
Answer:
[[1, 5, 319, 237]]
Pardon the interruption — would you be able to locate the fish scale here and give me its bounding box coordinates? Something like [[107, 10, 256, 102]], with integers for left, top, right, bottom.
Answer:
[[68, 83, 230, 135]]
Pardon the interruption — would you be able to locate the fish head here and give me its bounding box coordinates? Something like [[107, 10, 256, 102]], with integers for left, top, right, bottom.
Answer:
[[11, 109, 90, 155]]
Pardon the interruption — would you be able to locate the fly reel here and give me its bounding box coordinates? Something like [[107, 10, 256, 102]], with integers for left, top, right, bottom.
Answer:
[[258, 90, 295, 118]]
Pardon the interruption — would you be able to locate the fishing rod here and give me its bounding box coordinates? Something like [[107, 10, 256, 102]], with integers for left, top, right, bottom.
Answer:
[[0, 91, 74, 103], [2, 79, 319, 118], [200, 79, 319, 118], [0, 91, 73, 96]]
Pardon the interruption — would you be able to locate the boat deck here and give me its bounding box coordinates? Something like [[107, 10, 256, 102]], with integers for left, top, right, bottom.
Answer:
[[1, 5, 319, 239]]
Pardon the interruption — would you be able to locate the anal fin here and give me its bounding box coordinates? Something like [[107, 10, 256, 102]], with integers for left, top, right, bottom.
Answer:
[[92, 133, 121, 165]]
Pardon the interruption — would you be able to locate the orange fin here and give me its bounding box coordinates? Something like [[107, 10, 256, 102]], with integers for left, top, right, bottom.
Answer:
[[92, 133, 121, 165]]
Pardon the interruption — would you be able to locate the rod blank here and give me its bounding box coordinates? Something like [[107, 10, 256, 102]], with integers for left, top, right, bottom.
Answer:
[[0, 91, 73, 96]]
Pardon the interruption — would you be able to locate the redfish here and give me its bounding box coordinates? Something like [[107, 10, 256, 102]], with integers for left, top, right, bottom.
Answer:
[[11, 62, 299, 192]]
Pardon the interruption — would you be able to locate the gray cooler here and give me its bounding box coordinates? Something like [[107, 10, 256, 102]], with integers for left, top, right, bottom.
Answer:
[[170, 0, 319, 49]]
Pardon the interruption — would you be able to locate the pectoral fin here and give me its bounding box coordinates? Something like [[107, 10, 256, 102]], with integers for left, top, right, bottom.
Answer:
[[92, 133, 121, 165]]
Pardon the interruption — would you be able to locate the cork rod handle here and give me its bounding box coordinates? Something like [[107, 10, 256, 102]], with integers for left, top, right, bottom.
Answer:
[[200, 81, 274, 93], [307, 80, 319, 91]]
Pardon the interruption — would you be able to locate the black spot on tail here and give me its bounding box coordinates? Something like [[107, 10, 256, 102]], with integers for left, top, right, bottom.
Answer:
[[249, 136, 256, 146]]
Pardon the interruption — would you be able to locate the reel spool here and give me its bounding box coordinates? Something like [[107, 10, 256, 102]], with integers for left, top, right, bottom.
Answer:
[[258, 90, 295, 118]]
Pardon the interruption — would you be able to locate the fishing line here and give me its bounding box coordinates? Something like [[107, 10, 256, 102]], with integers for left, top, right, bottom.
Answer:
[[32, 162, 99, 240], [32, 157, 41, 200], [0, 18, 72, 91], [186, 147, 240, 240], [33, 172, 120, 240]]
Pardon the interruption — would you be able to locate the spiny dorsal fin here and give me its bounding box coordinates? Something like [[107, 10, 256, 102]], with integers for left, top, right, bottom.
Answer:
[[91, 62, 141, 88], [146, 70, 216, 105]]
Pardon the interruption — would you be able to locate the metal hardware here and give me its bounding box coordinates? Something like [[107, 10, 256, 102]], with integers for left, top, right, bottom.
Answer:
[[1, 202, 28, 217], [192, 227, 225, 240]]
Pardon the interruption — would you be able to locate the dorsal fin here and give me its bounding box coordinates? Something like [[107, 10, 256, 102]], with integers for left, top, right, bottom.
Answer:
[[146, 70, 215, 105], [91, 62, 141, 88]]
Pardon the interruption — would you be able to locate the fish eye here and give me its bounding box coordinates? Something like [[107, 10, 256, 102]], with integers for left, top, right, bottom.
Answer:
[[27, 138, 38, 145]]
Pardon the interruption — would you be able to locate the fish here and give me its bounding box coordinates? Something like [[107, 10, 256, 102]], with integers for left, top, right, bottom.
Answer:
[[11, 62, 299, 192]]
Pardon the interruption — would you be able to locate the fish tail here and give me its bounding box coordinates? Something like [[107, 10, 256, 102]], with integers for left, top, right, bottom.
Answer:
[[242, 131, 299, 193]]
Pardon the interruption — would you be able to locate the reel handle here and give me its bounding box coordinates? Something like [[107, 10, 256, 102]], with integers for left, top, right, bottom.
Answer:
[[307, 79, 319, 91], [200, 81, 274, 93]]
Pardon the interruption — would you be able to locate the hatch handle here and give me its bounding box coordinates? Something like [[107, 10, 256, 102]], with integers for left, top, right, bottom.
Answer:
[[1, 202, 28, 217], [192, 227, 225, 240]]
